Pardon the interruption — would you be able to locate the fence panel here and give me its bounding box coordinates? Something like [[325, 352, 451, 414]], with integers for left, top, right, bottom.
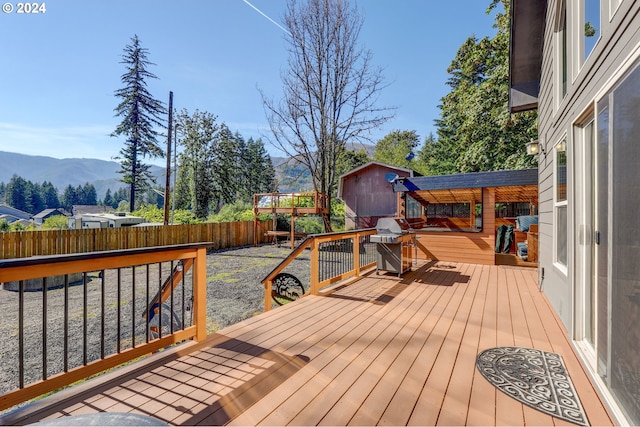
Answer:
[[0, 221, 272, 260]]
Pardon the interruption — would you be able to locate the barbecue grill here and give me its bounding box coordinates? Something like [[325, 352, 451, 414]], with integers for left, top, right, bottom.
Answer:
[[370, 217, 415, 276]]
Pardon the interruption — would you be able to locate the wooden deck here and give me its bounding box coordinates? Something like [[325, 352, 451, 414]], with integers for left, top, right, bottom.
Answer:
[[1, 261, 614, 426]]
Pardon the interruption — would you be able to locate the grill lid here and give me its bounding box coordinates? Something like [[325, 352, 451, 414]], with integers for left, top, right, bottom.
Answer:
[[376, 217, 412, 235]]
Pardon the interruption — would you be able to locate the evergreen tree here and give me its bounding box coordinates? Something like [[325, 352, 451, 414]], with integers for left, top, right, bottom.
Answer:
[[113, 188, 130, 208], [245, 137, 277, 198], [42, 181, 60, 208], [335, 149, 370, 178], [27, 181, 45, 214], [5, 175, 30, 212], [212, 123, 241, 206], [373, 130, 422, 171], [175, 109, 219, 219], [103, 189, 114, 208], [111, 34, 166, 212], [61, 185, 77, 211], [80, 182, 98, 205]]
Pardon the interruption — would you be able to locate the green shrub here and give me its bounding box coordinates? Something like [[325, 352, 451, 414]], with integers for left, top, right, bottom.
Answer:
[[209, 201, 254, 223], [42, 215, 69, 230], [294, 216, 324, 234]]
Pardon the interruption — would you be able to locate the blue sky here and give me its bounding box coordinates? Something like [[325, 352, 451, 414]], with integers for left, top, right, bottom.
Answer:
[[0, 0, 499, 165]]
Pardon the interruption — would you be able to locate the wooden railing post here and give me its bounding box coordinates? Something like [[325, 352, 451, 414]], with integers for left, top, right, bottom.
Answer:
[[310, 239, 319, 295], [194, 247, 207, 341], [264, 280, 272, 312]]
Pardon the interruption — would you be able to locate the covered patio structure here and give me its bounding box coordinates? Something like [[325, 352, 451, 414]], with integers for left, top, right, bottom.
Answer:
[[393, 169, 539, 266]]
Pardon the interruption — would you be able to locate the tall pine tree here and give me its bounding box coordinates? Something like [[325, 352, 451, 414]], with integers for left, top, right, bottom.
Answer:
[[112, 35, 166, 211]]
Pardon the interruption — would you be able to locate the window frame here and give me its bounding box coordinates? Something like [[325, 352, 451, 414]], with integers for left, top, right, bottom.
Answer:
[[554, 136, 569, 273], [554, 0, 569, 110]]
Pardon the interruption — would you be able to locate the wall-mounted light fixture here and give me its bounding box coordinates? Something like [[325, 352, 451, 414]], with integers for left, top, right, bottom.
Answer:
[[526, 139, 545, 156]]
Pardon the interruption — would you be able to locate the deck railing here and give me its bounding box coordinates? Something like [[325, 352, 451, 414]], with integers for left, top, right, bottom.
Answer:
[[262, 229, 377, 311], [0, 244, 209, 411]]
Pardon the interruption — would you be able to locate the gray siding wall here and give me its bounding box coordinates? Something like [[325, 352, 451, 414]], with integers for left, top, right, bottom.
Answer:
[[537, 0, 640, 331]]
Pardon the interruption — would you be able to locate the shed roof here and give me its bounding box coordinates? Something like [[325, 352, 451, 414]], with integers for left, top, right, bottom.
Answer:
[[338, 162, 414, 199]]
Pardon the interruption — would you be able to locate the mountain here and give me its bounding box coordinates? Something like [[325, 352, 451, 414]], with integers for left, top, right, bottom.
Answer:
[[0, 151, 165, 199], [0, 142, 375, 198]]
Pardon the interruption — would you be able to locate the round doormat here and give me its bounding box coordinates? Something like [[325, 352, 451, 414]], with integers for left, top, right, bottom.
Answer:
[[476, 346, 588, 426]]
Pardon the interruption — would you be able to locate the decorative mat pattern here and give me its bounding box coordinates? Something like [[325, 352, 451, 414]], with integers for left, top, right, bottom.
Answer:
[[476, 347, 588, 426]]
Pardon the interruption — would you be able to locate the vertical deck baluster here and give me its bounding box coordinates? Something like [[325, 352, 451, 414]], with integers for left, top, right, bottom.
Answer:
[[336, 241, 340, 277], [145, 265, 150, 343], [339, 241, 343, 276], [18, 280, 24, 389], [131, 266, 136, 348], [42, 277, 47, 380], [180, 262, 188, 325], [158, 263, 162, 339], [100, 270, 105, 359], [332, 242, 336, 279], [338, 241, 342, 277], [117, 268, 121, 353], [170, 261, 174, 334], [83, 272, 87, 366], [320, 243, 325, 282], [188, 260, 192, 325], [181, 261, 185, 330], [64, 274, 69, 372]]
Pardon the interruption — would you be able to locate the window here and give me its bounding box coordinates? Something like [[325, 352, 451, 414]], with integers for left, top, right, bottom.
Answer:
[[555, 0, 568, 103], [425, 201, 482, 232], [583, 0, 600, 62], [404, 190, 483, 232], [555, 139, 568, 268], [405, 194, 422, 220], [495, 202, 535, 218]]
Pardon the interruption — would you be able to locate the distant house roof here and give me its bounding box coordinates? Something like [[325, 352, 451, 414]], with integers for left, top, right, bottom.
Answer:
[[0, 214, 21, 223], [33, 208, 70, 219], [0, 204, 32, 221], [12, 219, 34, 228], [338, 162, 414, 199]]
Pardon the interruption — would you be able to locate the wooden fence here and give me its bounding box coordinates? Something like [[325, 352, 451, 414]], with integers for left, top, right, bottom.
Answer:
[[0, 221, 272, 260]]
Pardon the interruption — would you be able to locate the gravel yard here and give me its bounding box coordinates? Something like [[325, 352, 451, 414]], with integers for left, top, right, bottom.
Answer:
[[0, 244, 311, 397]]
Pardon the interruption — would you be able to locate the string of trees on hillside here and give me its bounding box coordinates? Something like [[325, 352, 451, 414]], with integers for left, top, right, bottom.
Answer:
[[0, 176, 103, 214]]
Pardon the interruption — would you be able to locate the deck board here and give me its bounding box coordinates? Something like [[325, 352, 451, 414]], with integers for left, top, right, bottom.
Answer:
[[0, 262, 615, 427]]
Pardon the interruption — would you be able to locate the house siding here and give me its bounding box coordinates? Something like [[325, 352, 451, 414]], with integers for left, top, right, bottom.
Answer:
[[538, 0, 640, 332]]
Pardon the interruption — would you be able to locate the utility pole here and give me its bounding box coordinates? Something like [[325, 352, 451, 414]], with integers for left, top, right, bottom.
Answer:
[[164, 91, 173, 226]]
